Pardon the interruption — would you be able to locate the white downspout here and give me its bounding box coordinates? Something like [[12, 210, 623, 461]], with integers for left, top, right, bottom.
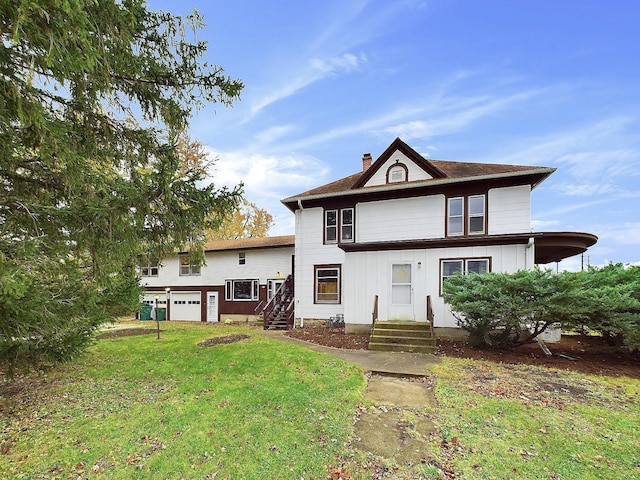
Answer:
[[526, 237, 534, 269], [297, 199, 304, 328]]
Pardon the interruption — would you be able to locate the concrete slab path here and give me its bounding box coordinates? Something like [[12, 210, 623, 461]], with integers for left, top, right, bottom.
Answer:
[[259, 329, 438, 377]]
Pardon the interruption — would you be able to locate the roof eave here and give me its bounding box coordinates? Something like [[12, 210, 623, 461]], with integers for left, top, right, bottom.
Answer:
[[282, 167, 556, 210]]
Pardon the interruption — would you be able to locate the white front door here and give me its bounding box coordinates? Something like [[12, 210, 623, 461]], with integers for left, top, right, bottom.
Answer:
[[389, 263, 414, 320], [267, 279, 285, 302], [207, 292, 219, 323]]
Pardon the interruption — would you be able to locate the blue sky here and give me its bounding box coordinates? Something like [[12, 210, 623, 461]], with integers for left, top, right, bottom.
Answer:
[[148, 0, 640, 270]]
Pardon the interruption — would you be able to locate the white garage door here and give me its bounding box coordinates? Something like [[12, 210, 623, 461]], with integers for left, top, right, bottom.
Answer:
[[171, 291, 202, 321]]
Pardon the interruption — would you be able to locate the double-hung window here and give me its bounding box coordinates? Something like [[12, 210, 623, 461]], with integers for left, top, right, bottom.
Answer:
[[139, 257, 159, 277], [440, 258, 490, 294], [225, 279, 259, 301], [468, 195, 485, 234], [447, 194, 486, 236], [179, 254, 200, 276], [325, 210, 338, 243], [325, 207, 354, 243], [315, 265, 341, 304]]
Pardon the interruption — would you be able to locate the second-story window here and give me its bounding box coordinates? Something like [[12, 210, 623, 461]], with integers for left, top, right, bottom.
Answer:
[[325, 209, 338, 243], [179, 254, 201, 276], [239, 252, 246, 265], [448, 198, 464, 235], [325, 207, 355, 244], [468, 195, 485, 234], [341, 208, 354, 242], [139, 256, 159, 277], [447, 194, 486, 236]]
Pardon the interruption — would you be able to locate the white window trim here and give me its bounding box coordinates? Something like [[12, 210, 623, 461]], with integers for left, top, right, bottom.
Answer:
[[324, 207, 355, 244], [325, 209, 338, 244], [225, 279, 259, 301], [468, 194, 486, 235], [179, 254, 201, 276], [340, 207, 354, 243], [447, 195, 486, 236], [447, 197, 464, 236], [440, 257, 490, 295]]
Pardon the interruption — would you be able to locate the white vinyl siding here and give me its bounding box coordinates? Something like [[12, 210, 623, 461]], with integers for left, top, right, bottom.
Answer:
[[143, 247, 293, 288], [488, 186, 531, 234], [358, 196, 445, 242], [342, 245, 525, 329]]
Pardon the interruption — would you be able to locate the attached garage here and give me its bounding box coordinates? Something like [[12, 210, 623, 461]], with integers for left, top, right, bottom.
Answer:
[[170, 291, 202, 321]]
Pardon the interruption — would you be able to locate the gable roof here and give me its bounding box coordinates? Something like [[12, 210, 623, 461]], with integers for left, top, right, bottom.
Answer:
[[352, 138, 447, 188], [282, 138, 555, 211]]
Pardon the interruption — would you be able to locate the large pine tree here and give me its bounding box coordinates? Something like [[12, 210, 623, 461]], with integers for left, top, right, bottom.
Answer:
[[0, 0, 243, 373]]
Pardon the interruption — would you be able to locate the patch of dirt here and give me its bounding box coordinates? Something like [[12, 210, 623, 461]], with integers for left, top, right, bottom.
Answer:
[[96, 328, 158, 339], [437, 335, 640, 379], [286, 328, 638, 378], [197, 334, 251, 347], [285, 327, 370, 350]]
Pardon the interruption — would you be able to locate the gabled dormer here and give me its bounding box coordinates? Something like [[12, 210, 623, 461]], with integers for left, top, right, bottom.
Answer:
[[351, 138, 447, 188]]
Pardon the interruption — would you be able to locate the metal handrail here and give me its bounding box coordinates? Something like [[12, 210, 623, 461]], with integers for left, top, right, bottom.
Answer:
[[426, 295, 435, 337], [263, 275, 293, 329], [371, 294, 379, 335]]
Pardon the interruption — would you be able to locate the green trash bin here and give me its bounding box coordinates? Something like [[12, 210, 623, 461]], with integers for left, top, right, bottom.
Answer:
[[156, 307, 166, 321], [139, 304, 152, 320]]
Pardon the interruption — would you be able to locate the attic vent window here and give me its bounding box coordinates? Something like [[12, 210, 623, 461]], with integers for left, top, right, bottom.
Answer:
[[386, 161, 408, 183]]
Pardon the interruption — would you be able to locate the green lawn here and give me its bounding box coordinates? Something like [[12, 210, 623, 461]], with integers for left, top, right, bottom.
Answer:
[[0, 323, 366, 479], [428, 358, 640, 479], [1, 323, 638, 480]]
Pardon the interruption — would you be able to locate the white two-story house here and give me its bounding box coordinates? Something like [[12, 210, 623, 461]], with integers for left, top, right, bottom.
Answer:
[[281, 138, 597, 335]]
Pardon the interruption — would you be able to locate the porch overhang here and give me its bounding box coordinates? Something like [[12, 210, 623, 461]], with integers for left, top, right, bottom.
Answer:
[[338, 233, 539, 253], [338, 231, 598, 265], [533, 231, 598, 264]]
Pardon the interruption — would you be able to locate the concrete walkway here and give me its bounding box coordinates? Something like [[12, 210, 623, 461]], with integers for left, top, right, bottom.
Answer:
[[259, 329, 438, 376]]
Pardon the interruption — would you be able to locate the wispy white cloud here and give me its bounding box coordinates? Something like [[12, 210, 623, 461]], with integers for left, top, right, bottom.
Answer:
[[551, 182, 618, 197], [254, 125, 298, 146], [531, 219, 561, 231], [203, 147, 331, 236], [594, 222, 640, 246], [484, 116, 639, 168], [382, 90, 542, 141], [248, 52, 368, 118]]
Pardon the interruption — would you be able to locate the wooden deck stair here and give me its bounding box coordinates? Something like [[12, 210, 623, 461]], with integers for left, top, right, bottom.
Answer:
[[262, 275, 294, 330], [368, 321, 436, 354]]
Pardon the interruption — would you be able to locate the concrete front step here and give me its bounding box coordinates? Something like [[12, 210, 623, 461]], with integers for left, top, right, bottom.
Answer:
[[372, 334, 435, 345], [370, 321, 435, 353], [371, 328, 433, 338], [368, 342, 437, 354], [373, 321, 431, 330]]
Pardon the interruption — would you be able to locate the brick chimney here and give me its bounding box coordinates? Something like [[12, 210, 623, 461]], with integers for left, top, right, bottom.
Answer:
[[362, 153, 372, 171]]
